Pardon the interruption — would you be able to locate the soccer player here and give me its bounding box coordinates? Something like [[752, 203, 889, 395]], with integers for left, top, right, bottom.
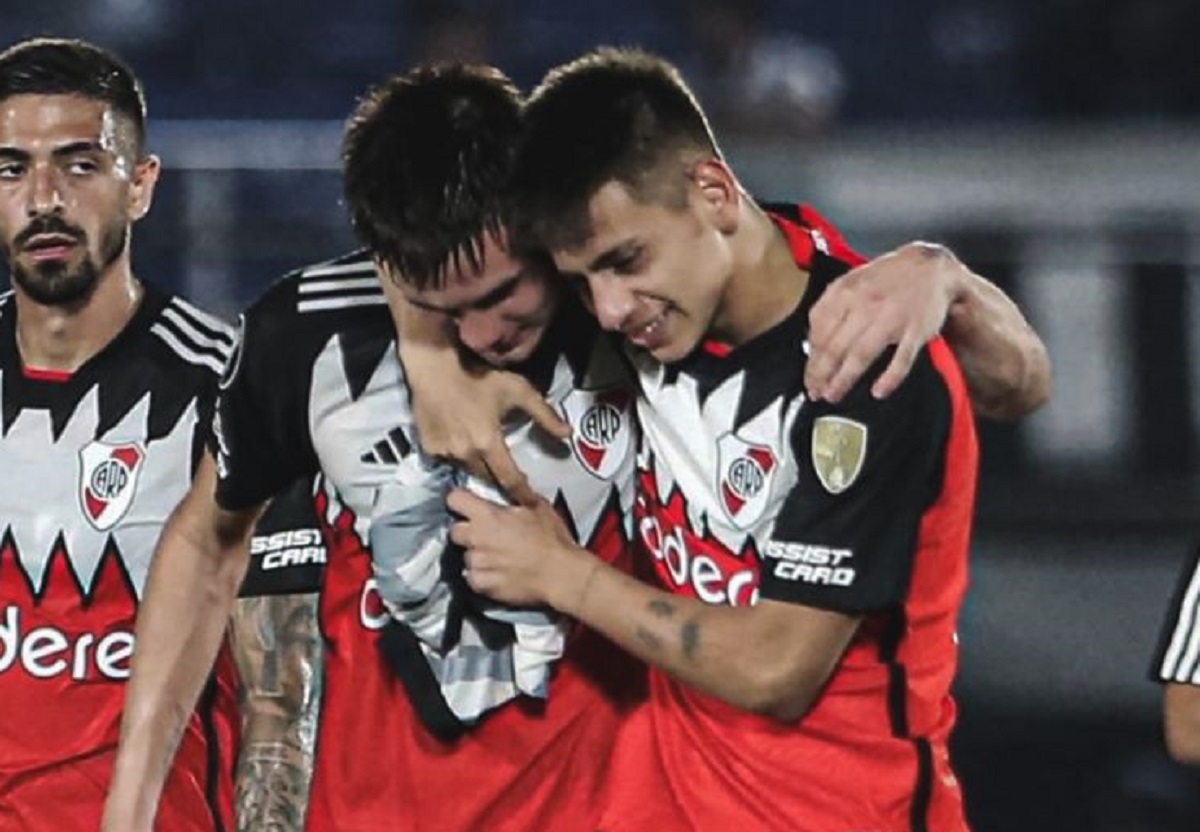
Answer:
[[0, 38, 322, 831], [441, 47, 994, 831], [104, 63, 641, 832], [1153, 545, 1200, 766]]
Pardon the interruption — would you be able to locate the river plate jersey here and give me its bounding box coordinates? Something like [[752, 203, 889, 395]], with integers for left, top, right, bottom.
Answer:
[[212, 251, 642, 832], [0, 286, 238, 831], [603, 205, 980, 832]]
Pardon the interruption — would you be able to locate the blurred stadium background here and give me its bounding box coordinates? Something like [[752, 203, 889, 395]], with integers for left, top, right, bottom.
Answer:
[[4, 1, 1200, 828]]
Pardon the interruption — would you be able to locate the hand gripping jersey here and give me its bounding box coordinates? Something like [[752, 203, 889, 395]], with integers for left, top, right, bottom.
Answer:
[[601, 206, 979, 832], [0, 286, 238, 831], [211, 251, 643, 832]]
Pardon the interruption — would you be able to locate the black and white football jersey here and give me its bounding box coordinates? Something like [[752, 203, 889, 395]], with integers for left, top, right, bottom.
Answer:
[[0, 283, 240, 828], [211, 249, 635, 556], [210, 250, 642, 831]]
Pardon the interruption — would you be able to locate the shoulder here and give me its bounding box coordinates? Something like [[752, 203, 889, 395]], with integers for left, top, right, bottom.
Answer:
[[147, 291, 237, 378], [242, 250, 389, 344], [224, 252, 398, 403]]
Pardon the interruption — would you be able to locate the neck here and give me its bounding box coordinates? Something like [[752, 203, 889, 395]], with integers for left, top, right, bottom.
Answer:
[[712, 201, 809, 345], [14, 255, 143, 373]]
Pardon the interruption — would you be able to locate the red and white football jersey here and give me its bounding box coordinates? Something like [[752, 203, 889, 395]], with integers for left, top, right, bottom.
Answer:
[[0, 286, 239, 831], [600, 205, 978, 832]]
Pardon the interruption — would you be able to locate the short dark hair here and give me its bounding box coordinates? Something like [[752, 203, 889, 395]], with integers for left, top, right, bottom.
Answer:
[[0, 38, 147, 155], [513, 47, 721, 254], [341, 63, 525, 291]]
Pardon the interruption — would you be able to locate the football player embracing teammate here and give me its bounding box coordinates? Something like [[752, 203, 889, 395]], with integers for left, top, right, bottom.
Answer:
[[406, 48, 1051, 832]]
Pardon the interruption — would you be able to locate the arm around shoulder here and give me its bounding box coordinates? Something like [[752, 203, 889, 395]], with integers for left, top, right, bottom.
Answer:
[[805, 241, 1050, 419], [940, 250, 1052, 421]]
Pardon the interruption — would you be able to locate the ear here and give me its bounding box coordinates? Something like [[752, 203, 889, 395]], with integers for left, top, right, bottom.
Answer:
[[690, 157, 741, 235], [127, 154, 161, 222]]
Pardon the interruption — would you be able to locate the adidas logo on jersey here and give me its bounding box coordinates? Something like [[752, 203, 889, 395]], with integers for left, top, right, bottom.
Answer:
[[359, 427, 412, 466], [0, 606, 133, 681]]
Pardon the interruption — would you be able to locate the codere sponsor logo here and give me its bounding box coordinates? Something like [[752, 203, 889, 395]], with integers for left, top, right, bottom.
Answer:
[[250, 528, 327, 570], [639, 513, 759, 607], [0, 606, 134, 680], [764, 541, 856, 586]]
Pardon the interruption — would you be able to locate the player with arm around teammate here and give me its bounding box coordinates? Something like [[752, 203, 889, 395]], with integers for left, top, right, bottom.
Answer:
[[447, 47, 989, 831]]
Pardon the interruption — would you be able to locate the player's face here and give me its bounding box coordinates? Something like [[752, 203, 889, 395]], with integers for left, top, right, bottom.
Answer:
[[400, 230, 560, 367], [551, 176, 735, 364], [0, 94, 155, 307]]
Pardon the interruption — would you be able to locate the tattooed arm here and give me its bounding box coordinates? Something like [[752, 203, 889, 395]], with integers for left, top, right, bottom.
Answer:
[[229, 593, 324, 832], [448, 491, 859, 722]]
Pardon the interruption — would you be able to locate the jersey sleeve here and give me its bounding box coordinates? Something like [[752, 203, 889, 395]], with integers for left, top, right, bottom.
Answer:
[[239, 476, 327, 598], [760, 347, 952, 613], [1152, 545, 1200, 685], [210, 307, 319, 511]]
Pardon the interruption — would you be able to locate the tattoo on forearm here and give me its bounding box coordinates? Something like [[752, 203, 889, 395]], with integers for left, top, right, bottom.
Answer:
[[230, 594, 324, 832], [681, 619, 700, 662], [647, 599, 676, 618], [236, 744, 311, 832]]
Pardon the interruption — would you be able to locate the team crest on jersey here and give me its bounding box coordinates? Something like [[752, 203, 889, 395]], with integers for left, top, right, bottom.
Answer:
[[716, 433, 777, 528], [78, 440, 146, 530], [811, 416, 867, 494], [560, 387, 632, 479]]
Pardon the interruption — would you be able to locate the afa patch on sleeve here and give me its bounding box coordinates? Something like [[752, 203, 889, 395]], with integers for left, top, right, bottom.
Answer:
[[811, 416, 867, 494]]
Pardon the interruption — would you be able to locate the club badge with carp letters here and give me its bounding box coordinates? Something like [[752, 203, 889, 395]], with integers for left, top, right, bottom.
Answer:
[[811, 416, 867, 495], [79, 440, 146, 531], [560, 387, 633, 480], [717, 433, 778, 528]]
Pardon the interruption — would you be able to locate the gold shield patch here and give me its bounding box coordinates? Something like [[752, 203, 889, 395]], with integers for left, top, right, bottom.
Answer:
[[811, 416, 868, 495]]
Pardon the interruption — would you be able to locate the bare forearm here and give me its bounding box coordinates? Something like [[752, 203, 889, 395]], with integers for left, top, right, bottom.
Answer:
[[231, 594, 324, 832], [454, 492, 858, 721], [944, 265, 1051, 420], [552, 558, 841, 720], [105, 501, 252, 829]]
